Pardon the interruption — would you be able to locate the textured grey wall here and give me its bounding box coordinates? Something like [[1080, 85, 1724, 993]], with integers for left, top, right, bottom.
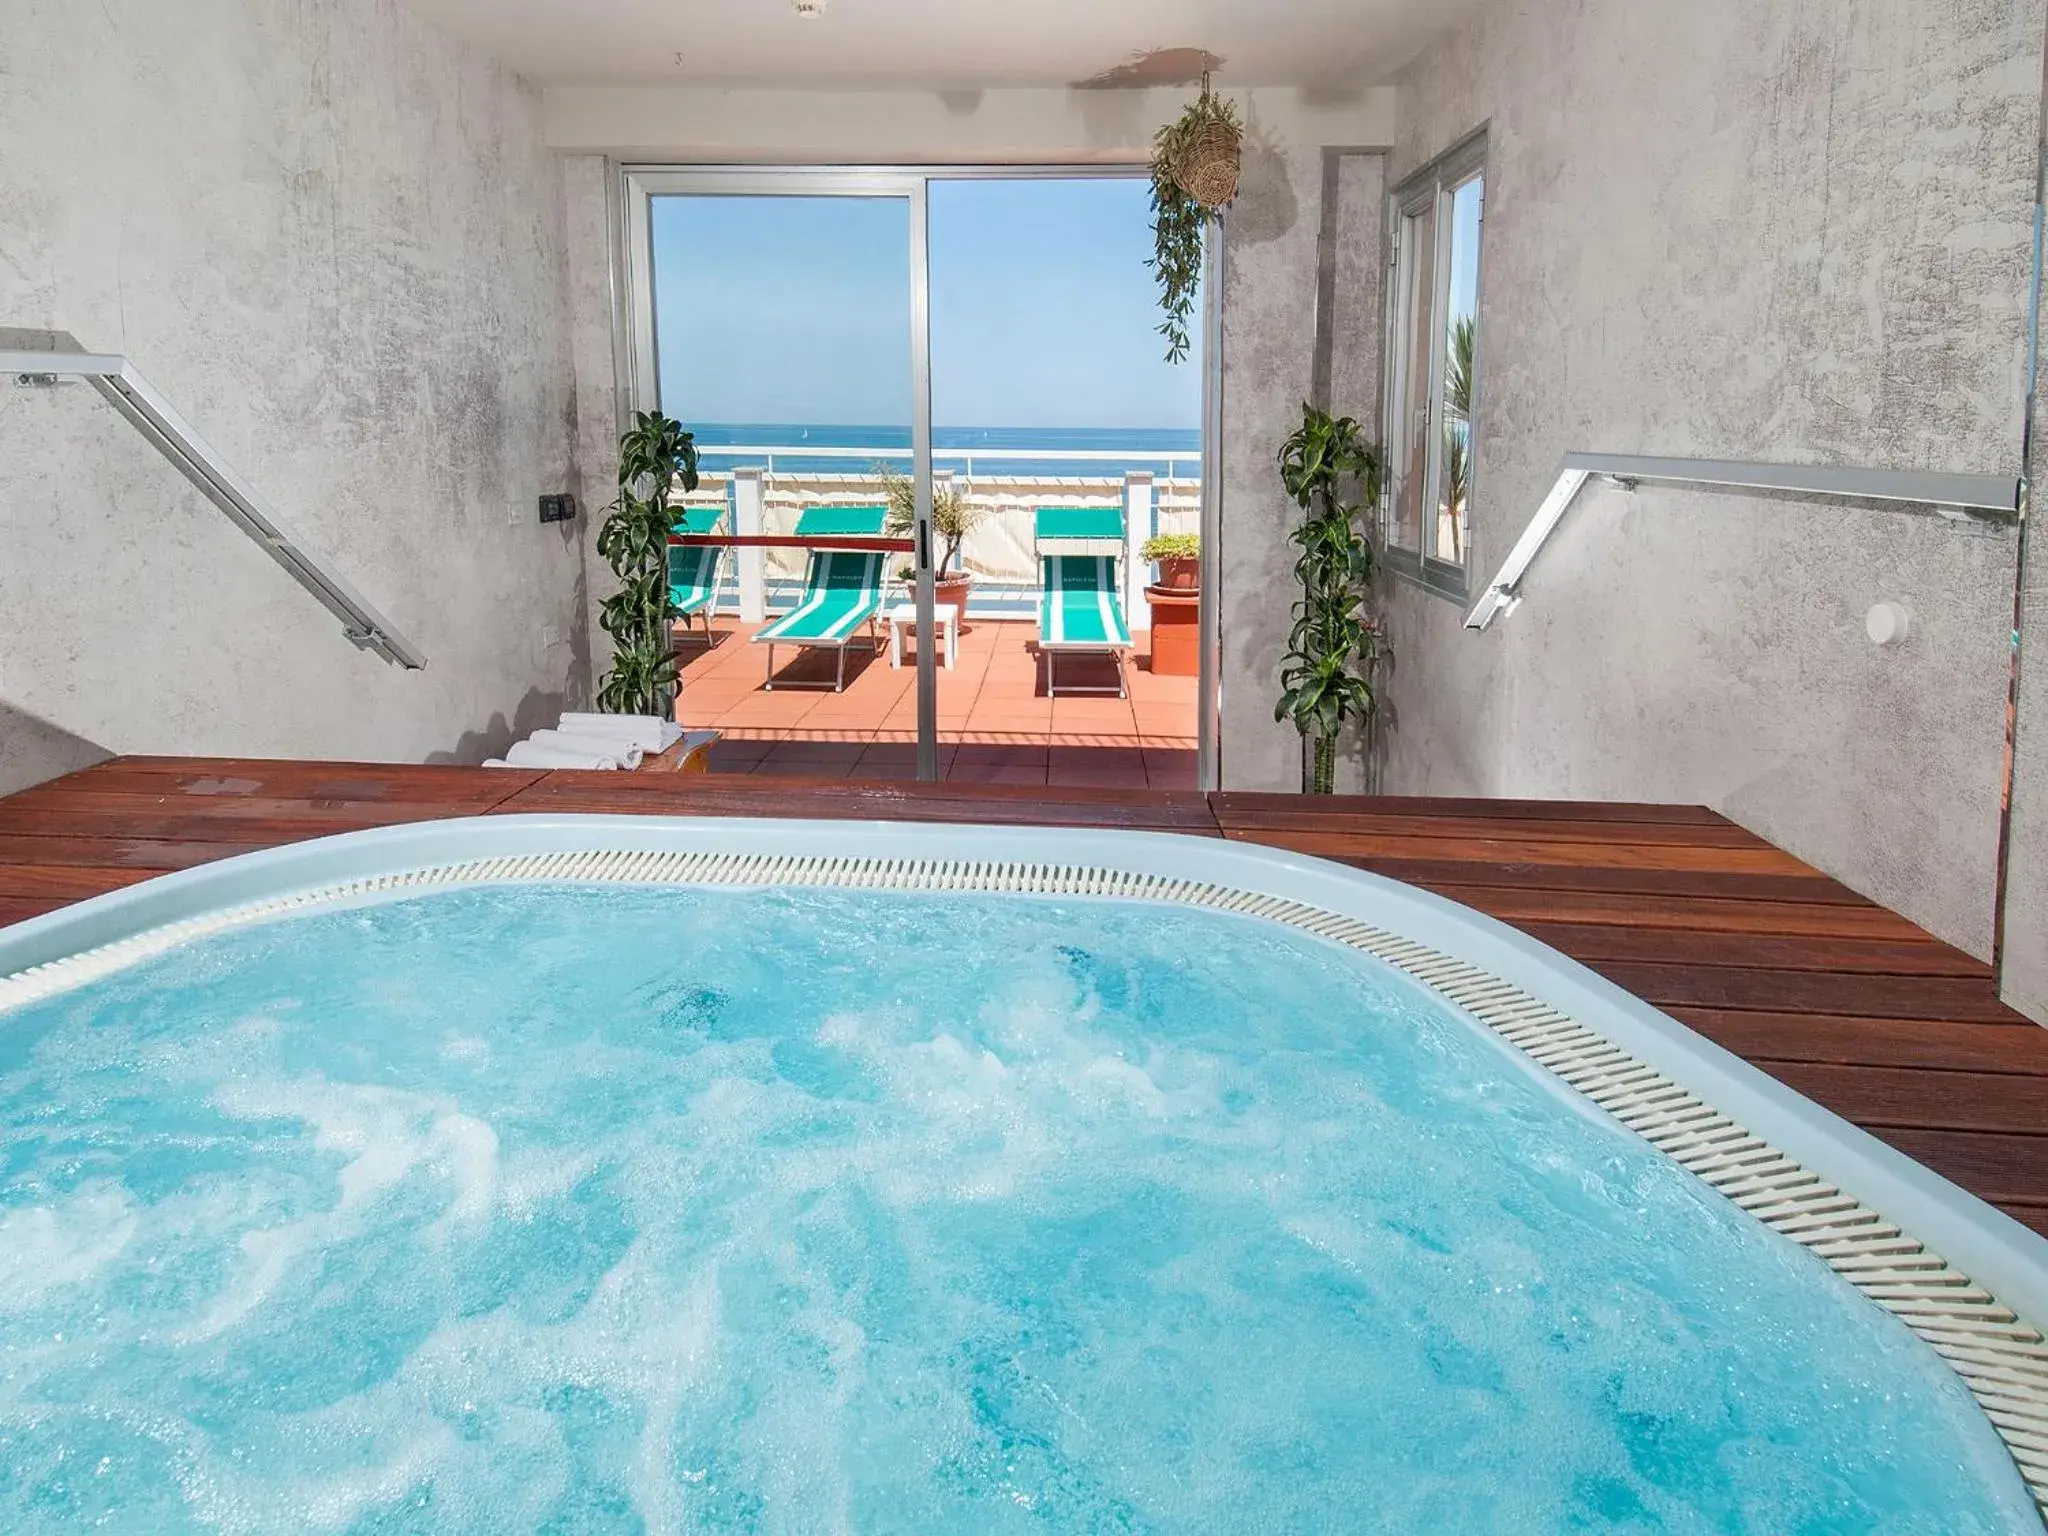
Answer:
[[1325, 151, 1389, 795], [1218, 119, 1326, 792], [2005, 523, 2048, 1017], [1378, 0, 2041, 960], [563, 155, 619, 707], [0, 0, 584, 788]]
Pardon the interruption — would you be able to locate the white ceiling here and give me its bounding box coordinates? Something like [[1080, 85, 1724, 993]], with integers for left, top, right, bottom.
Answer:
[[399, 0, 1469, 89]]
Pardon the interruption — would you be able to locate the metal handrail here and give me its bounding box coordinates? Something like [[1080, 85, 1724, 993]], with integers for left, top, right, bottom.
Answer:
[[1464, 452, 2022, 631], [5, 348, 426, 669]]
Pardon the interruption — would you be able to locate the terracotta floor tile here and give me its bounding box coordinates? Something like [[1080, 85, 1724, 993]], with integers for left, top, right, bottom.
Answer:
[[683, 617, 1167, 765]]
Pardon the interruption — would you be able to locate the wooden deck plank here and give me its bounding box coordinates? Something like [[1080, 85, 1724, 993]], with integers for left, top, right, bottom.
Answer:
[[1, 759, 2043, 1251], [492, 771, 1225, 834], [1208, 805, 1779, 850], [1423, 884, 1930, 941], [0, 834, 278, 871], [35, 761, 545, 807], [1209, 791, 1730, 826], [1587, 960, 2017, 1023], [1293, 852, 1879, 905], [1511, 922, 1988, 978], [1217, 825, 1816, 875], [1669, 1009, 2048, 1075], [0, 793, 514, 839], [1751, 1063, 2046, 1135], [1874, 1129, 2048, 1209], [0, 896, 66, 927], [0, 865, 159, 900]]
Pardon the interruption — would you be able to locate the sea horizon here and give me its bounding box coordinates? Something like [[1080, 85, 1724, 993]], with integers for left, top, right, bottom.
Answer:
[[687, 422, 1202, 479]]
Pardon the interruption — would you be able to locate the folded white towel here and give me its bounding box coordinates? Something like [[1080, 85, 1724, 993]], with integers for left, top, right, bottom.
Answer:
[[529, 728, 644, 769], [558, 712, 682, 753], [505, 739, 620, 771]]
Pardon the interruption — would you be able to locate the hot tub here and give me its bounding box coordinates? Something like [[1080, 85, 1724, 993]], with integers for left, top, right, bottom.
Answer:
[[1, 816, 2043, 1533]]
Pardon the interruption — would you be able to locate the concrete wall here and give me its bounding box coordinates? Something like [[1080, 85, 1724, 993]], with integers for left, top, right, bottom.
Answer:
[[544, 85, 1394, 165], [1218, 142, 1391, 794], [2005, 519, 2048, 1017], [1377, 0, 2041, 960], [0, 0, 587, 790], [545, 86, 1394, 777]]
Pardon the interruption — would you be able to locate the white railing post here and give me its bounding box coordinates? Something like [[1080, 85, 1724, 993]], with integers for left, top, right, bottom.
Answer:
[[1124, 470, 1154, 632], [733, 467, 767, 623]]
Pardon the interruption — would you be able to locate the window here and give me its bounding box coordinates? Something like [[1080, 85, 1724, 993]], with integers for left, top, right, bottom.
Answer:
[[1385, 134, 1485, 597]]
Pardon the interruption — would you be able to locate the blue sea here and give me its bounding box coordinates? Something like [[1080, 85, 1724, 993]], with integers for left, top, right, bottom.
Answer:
[[690, 423, 1201, 480]]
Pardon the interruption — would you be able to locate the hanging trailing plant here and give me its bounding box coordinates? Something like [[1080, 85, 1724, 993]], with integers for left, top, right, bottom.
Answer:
[[597, 410, 699, 715], [1275, 404, 1384, 794], [1148, 77, 1242, 363]]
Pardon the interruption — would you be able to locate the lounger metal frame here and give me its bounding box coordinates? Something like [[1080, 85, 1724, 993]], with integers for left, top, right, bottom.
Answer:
[[668, 542, 726, 647], [757, 554, 892, 693]]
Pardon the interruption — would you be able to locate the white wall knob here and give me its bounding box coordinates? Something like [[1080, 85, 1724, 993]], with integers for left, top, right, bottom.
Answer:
[[1865, 601, 1911, 647]]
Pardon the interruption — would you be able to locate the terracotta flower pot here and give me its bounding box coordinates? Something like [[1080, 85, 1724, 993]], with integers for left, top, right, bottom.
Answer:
[[933, 571, 974, 619], [1156, 555, 1200, 591]]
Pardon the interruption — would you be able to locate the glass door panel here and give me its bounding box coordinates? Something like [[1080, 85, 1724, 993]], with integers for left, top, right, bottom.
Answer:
[[643, 188, 934, 780], [1394, 198, 1438, 555], [924, 177, 1201, 790], [1436, 173, 1483, 568]]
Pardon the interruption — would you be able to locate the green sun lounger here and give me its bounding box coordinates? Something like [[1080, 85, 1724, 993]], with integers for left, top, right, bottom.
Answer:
[[668, 504, 727, 642], [1035, 506, 1130, 698], [754, 506, 891, 691]]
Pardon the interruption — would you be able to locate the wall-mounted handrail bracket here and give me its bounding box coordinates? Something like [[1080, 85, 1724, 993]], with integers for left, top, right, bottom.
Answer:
[[0, 345, 426, 670], [1465, 453, 2022, 631]]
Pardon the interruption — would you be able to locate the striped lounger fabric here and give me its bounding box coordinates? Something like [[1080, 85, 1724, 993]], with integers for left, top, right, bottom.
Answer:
[[753, 506, 890, 691], [668, 504, 726, 640], [1034, 506, 1130, 698]]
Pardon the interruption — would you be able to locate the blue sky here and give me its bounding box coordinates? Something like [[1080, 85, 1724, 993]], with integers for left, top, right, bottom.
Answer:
[[649, 179, 1203, 431], [1447, 176, 1482, 325]]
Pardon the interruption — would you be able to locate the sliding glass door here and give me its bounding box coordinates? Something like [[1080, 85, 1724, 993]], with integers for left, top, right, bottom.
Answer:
[[625, 172, 939, 781], [619, 166, 1214, 786]]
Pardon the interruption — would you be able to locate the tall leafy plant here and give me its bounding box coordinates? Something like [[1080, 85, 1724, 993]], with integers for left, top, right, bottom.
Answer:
[[1275, 405, 1384, 795], [597, 410, 699, 714]]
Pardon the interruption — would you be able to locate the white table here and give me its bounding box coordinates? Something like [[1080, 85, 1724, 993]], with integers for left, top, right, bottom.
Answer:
[[886, 602, 958, 670]]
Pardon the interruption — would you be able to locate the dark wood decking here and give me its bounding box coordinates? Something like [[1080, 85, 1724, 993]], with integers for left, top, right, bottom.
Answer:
[[2, 757, 2043, 1237]]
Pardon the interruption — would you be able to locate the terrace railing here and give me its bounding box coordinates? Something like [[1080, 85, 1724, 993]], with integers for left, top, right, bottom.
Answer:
[[683, 453, 1201, 629], [696, 442, 1202, 490]]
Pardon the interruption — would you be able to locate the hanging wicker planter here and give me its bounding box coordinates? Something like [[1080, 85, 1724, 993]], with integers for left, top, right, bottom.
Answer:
[[1147, 76, 1242, 362], [1173, 113, 1241, 208]]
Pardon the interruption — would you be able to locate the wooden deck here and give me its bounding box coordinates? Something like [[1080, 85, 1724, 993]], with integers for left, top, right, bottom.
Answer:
[[2, 756, 2043, 1239]]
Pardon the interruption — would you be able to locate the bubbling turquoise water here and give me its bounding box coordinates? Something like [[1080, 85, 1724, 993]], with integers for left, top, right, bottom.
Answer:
[[0, 883, 2036, 1534]]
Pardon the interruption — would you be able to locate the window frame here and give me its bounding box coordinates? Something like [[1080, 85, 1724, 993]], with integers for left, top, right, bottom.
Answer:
[[1381, 129, 1488, 602]]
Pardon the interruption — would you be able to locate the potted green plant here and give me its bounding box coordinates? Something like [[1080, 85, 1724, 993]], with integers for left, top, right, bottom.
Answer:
[[1148, 79, 1242, 363], [1141, 531, 1201, 591], [597, 410, 699, 715], [1275, 404, 1384, 795], [877, 464, 986, 615]]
